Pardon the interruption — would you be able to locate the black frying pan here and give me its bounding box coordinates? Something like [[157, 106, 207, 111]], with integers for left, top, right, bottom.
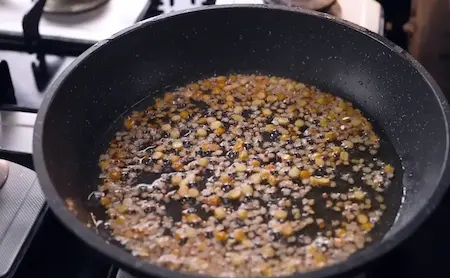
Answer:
[[33, 5, 450, 278]]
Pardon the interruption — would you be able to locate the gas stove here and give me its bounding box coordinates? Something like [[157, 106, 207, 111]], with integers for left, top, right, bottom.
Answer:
[[0, 1, 449, 278]]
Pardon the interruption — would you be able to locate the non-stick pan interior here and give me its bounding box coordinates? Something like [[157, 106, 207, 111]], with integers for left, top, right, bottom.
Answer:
[[35, 5, 449, 277]]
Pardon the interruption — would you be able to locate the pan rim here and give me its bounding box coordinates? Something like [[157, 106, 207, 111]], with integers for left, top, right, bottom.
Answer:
[[33, 4, 450, 278]]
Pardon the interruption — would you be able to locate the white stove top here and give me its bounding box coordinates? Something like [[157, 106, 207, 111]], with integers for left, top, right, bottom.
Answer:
[[0, 0, 148, 42], [0, 0, 382, 44]]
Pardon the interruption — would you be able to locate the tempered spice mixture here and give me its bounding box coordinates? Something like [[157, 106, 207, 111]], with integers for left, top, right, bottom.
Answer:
[[96, 75, 395, 277]]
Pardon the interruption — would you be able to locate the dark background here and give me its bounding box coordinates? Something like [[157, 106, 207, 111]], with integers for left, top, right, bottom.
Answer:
[[377, 0, 411, 49]]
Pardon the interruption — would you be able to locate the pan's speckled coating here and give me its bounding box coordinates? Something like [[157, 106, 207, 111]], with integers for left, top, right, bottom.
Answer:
[[33, 5, 450, 278]]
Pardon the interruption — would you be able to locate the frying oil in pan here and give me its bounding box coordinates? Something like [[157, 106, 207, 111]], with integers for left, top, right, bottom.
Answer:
[[91, 74, 403, 277]]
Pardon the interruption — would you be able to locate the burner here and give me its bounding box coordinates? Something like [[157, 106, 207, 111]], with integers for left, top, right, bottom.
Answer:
[[44, 0, 110, 14], [263, 0, 341, 17], [0, 160, 45, 278]]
